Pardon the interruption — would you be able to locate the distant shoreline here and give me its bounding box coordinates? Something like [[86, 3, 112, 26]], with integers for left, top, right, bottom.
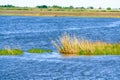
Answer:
[[0, 10, 120, 18]]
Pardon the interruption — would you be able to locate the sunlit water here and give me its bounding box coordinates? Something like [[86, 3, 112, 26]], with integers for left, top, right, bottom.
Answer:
[[0, 16, 120, 80]]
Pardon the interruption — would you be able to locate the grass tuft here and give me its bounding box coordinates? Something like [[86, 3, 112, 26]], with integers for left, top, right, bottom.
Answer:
[[52, 34, 120, 56], [27, 48, 52, 53], [0, 49, 23, 55]]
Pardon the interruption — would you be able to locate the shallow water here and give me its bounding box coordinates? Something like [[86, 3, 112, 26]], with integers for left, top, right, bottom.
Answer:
[[0, 16, 120, 80]]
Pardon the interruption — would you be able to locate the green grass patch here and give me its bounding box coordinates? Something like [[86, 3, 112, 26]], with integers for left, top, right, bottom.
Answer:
[[27, 48, 52, 53], [0, 49, 23, 55], [93, 44, 120, 55]]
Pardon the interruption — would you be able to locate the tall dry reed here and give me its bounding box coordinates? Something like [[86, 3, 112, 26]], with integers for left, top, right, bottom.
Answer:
[[52, 34, 120, 56]]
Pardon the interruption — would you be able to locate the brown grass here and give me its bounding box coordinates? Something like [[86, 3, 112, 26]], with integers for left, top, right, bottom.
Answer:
[[0, 9, 120, 18], [52, 34, 120, 56]]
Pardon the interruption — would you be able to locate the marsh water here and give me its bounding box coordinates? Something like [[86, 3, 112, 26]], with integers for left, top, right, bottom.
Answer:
[[0, 16, 120, 80], [0, 16, 120, 50]]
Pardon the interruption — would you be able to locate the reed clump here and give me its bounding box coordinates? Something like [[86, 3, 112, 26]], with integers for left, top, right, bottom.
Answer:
[[52, 34, 120, 56]]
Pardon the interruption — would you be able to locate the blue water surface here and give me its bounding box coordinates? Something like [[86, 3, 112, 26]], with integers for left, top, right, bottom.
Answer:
[[0, 16, 120, 80], [0, 16, 120, 50]]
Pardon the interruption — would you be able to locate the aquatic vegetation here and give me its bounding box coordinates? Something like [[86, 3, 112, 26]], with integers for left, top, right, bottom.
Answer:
[[0, 49, 23, 55], [0, 47, 52, 55], [52, 34, 120, 56], [27, 48, 52, 53]]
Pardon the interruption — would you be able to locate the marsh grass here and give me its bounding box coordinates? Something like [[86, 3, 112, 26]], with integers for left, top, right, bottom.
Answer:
[[0, 49, 23, 55], [27, 48, 52, 53], [0, 9, 120, 18], [52, 34, 120, 56]]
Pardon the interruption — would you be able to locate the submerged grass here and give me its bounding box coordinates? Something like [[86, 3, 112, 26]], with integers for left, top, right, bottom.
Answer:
[[52, 34, 120, 56], [0, 49, 23, 55], [27, 48, 52, 53]]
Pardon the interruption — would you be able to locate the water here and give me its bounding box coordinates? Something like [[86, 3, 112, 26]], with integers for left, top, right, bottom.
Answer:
[[0, 16, 120, 50], [0, 16, 120, 80], [1, 54, 120, 80]]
